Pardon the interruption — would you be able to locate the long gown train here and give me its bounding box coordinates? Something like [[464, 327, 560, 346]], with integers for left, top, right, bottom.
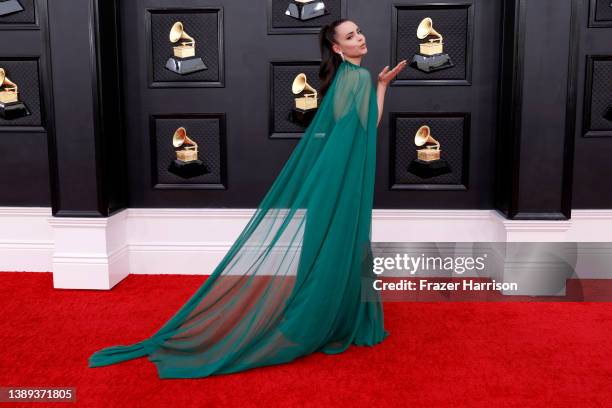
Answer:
[[88, 59, 389, 378]]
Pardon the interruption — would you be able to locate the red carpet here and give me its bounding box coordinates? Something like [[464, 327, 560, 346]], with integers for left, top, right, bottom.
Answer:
[[0, 272, 610, 407]]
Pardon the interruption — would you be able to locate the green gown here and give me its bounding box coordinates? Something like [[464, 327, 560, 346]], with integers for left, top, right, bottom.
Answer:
[[88, 59, 389, 378]]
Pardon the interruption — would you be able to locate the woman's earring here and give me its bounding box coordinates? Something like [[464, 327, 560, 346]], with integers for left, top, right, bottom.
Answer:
[[339, 51, 345, 61]]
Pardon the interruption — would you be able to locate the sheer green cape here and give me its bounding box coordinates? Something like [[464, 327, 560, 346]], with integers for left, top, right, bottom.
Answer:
[[88, 60, 389, 378]]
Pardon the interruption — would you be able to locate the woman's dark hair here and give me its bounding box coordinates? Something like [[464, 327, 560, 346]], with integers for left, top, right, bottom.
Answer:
[[318, 18, 349, 98]]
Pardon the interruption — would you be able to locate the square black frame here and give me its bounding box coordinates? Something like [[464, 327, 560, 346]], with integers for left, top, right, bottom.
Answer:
[[145, 7, 225, 88], [390, 2, 474, 86], [588, 0, 612, 28], [0, 0, 39, 30], [268, 59, 321, 139], [389, 111, 470, 190], [149, 113, 228, 190], [582, 55, 612, 138], [266, 0, 347, 35], [0, 56, 47, 132]]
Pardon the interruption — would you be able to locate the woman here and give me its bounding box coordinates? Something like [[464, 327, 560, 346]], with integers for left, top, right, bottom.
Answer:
[[89, 19, 407, 379]]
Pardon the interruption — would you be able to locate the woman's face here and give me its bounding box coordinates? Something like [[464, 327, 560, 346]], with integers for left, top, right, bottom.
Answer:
[[332, 21, 367, 58]]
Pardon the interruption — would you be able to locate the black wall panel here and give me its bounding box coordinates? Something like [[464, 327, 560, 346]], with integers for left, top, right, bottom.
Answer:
[[269, 60, 321, 138], [0, 0, 36, 25], [582, 56, 612, 137], [0, 58, 42, 127], [146, 8, 223, 86], [384, 0, 498, 209], [0, 0, 52, 206], [570, 0, 612, 207], [390, 112, 470, 190], [517, 0, 573, 217], [591, 0, 612, 25], [0, 0, 610, 215], [120, 0, 502, 209], [151, 113, 227, 189], [392, 3, 473, 84]]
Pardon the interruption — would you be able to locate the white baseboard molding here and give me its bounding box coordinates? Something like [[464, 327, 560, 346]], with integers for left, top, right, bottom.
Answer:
[[0, 207, 54, 273], [0, 207, 611, 288]]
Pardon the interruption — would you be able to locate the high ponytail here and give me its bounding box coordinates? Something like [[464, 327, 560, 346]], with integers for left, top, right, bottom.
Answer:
[[318, 19, 348, 98]]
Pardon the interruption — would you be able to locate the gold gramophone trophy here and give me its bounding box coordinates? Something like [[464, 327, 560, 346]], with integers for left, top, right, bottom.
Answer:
[[0, 0, 23, 17], [289, 72, 318, 127], [407, 125, 452, 178], [409, 17, 454, 73], [285, 0, 328, 21], [168, 127, 209, 178], [165, 21, 207, 75], [0, 67, 31, 120]]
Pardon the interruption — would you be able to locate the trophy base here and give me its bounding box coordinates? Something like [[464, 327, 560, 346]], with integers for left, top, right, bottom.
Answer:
[[289, 107, 317, 127], [408, 158, 452, 179], [604, 106, 612, 122], [285, 1, 330, 21], [0, 101, 31, 120], [168, 159, 209, 179], [0, 0, 24, 17], [165, 56, 208, 75], [410, 53, 454, 73]]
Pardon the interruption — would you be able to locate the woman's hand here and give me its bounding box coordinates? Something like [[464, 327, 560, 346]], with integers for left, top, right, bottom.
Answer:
[[376, 59, 407, 127], [377, 59, 408, 87]]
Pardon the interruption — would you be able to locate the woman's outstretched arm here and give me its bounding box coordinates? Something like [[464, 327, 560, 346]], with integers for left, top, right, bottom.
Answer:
[[376, 60, 408, 128]]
